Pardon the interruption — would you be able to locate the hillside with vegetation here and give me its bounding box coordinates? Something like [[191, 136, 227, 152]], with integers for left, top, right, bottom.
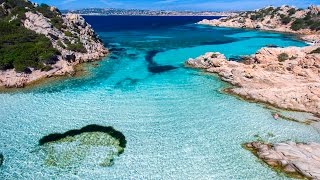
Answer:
[[199, 5, 320, 35], [0, 0, 61, 73], [0, 0, 107, 88]]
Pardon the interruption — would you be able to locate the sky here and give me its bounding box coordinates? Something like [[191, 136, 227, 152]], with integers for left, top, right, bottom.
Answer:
[[32, 0, 319, 11]]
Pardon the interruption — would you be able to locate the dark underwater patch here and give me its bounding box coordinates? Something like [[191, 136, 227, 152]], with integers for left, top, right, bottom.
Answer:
[[0, 153, 3, 166], [145, 50, 178, 74], [39, 124, 126, 149], [148, 65, 178, 73], [145, 50, 162, 64], [200, 39, 235, 45], [115, 78, 139, 89]]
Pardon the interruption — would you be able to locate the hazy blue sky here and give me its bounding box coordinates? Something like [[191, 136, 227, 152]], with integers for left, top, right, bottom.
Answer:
[[32, 0, 319, 11]]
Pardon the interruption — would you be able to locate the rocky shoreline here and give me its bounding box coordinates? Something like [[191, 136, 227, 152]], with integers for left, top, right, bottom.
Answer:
[[187, 5, 320, 178], [189, 5, 320, 116], [186, 47, 320, 115], [0, 3, 108, 88], [245, 142, 320, 179]]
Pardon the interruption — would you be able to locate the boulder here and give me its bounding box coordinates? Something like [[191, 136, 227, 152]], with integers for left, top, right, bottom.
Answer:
[[245, 142, 320, 179]]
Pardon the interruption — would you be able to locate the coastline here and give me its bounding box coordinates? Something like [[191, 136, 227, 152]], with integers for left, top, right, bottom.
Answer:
[[187, 6, 320, 179], [0, 55, 107, 93], [0, 9, 108, 89], [189, 7, 320, 116]]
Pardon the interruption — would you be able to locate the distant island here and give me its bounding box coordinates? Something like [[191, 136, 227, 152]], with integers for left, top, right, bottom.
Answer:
[[61, 8, 236, 16]]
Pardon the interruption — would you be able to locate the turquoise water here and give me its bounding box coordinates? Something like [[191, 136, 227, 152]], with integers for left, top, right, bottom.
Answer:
[[1, 17, 319, 179]]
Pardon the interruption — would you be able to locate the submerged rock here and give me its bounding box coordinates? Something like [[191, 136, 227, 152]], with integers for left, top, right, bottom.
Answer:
[[39, 124, 126, 168], [0, 153, 3, 166]]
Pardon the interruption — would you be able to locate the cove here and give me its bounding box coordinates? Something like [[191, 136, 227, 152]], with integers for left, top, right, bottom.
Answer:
[[0, 16, 319, 179]]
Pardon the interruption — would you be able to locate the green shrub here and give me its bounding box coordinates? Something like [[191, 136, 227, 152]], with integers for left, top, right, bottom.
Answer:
[[35, 4, 64, 30], [250, 15, 258, 20], [288, 8, 296, 16], [42, 65, 53, 72], [310, 21, 320, 31], [291, 19, 304, 31], [211, 54, 218, 58], [281, 16, 291, 25], [310, 48, 320, 54], [66, 40, 87, 53], [64, 31, 73, 37], [0, 21, 59, 72], [57, 40, 65, 48], [278, 53, 289, 62]]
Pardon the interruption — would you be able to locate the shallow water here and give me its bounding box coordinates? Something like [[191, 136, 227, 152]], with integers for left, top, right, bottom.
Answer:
[[0, 16, 319, 179]]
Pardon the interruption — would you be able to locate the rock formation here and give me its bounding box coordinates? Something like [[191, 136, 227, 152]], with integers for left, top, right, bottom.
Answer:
[[245, 142, 320, 179], [0, 1, 108, 88], [189, 6, 320, 177], [186, 47, 320, 115], [189, 5, 320, 115]]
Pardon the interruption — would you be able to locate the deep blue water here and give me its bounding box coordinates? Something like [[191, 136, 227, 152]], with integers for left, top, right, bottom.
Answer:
[[84, 16, 223, 31], [0, 16, 318, 179]]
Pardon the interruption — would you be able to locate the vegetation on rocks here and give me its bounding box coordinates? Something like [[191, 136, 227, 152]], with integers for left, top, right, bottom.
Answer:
[[290, 11, 320, 31], [277, 53, 289, 62], [65, 39, 87, 53], [310, 47, 320, 54], [0, 0, 61, 72], [0, 20, 59, 72], [222, 5, 320, 32], [34, 4, 64, 30]]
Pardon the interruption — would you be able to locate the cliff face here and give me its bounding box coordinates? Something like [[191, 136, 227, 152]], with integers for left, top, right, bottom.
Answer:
[[0, 0, 108, 88], [198, 5, 320, 42], [24, 12, 107, 62]]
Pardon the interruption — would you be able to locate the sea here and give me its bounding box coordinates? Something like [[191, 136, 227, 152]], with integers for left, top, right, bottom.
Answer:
[[0, 16, 318, 179]]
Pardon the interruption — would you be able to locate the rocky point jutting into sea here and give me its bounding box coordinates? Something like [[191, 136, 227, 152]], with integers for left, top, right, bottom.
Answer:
[[0, 0, 107, 88], [186, 5, 320, 179]]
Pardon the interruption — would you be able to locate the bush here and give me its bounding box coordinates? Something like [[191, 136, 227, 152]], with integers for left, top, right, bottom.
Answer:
[[66, 40, 87, 53], [281, 16, 291, 25], [278, 53, 289, 62], [57, 40, 65, 48], [35, 4, 64, 30], [64, 31, 73, 37], [0, 21, 59, 72], [310, 21, 320, 31], [310, 48, 320, 54], [288, 8, 296, 16], [291, 19, 304, 31]]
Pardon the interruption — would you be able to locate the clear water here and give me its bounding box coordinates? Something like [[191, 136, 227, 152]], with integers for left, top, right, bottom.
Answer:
[[1, 16, 319, 179]]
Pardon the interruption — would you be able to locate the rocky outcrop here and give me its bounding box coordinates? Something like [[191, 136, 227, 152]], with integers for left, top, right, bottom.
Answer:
[[24, 12, 107, 61], [186, 46, 320, 115], [190, 5, 320, 115], [0, 2, 108, 88], [0, 60, 74, 88], [245, 142, 320, 179]]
